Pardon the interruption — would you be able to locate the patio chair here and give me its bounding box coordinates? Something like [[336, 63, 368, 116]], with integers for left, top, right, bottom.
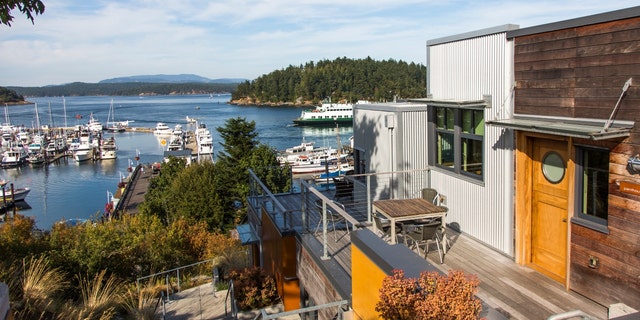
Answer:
[[314, 200, 350, 241], [403, 221, 443, 263], [373, 215, 391, 241], [333, 177, 354, 201], [421, 188, 440, 205]]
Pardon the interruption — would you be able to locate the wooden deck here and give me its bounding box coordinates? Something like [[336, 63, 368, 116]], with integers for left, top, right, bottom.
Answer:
[[272, 192, 609, 320]]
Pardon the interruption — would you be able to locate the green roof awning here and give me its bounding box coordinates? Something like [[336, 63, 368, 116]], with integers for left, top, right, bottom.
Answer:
[[487, 117, 632, 140], [235, 224, 259, 245]]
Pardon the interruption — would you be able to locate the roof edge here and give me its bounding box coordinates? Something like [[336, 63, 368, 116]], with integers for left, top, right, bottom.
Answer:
[[427, 24, 519, 46], [507, 6, 640, 38]]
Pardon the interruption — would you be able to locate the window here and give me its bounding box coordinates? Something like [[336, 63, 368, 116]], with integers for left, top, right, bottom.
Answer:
[[432, 107, 484, 180], [354, 148, 366, 175], [575, 146, 609, 227]]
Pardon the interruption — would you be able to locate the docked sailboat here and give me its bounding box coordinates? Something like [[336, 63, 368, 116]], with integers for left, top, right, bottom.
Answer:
[[106, 100, 131, 132]]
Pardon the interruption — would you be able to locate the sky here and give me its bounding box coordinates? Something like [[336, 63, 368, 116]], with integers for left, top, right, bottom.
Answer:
[[1, 1, 639, 87]]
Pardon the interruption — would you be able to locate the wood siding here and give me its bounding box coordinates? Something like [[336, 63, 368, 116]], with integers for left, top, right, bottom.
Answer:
[[514, 17, 640, 120], [261, 209, 300, 311], [513, 15, 640, 309], [569, 125, 640, 308]]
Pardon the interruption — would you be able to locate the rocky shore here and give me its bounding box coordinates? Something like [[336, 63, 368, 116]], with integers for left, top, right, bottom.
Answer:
[[229, 96, 315, 108]]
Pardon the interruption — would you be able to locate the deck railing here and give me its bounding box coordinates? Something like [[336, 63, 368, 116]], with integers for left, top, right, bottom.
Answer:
[[135, 258, 216, 299], [249, 167, 433, 259]]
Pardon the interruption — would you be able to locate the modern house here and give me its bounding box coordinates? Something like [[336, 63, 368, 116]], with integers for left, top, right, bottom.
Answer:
[[490, 6, 640, 308], [354, 23, 518, 257], [240, 6, 640, 320]]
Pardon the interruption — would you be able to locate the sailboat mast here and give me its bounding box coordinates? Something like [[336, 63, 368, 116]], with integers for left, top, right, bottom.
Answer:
[[63, 97, 67, 129]]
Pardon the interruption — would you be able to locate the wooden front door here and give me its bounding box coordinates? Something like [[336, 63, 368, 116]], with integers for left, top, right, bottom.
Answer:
[[530, 139, 569, 283]]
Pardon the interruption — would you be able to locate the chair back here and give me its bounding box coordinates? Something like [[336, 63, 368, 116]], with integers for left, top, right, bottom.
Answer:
[[406, 221, 441, 241], [422, 188, 440, 205], [374, 215, 389, 230]]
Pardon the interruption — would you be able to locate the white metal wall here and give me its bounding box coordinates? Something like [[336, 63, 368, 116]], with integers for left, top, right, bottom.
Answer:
[[428, 32, 516, 256]]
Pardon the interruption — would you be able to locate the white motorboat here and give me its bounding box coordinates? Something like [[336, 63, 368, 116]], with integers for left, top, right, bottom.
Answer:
[[74, 143, 94, 162], [0, 185, 30, 201], [153, 122, 173, 136], [1, 148, 27, 168], [99, 137, 117, 160], [27, 152, 46, 166], [87, 114, 104, 132], [196, 124, 213, 155]]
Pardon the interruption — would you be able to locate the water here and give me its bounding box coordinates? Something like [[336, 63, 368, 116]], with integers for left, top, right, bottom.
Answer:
[[4, 94, 353, 229]]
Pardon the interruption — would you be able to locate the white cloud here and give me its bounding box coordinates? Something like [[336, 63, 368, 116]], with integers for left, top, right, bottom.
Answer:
[[1, 0, 638, 86]]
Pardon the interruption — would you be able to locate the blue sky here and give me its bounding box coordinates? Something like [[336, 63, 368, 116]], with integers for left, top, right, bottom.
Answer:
[[1, 1, 638, 87]]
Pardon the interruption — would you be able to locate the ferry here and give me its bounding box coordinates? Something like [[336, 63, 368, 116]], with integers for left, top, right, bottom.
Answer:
[[292, 100, 370, 126]]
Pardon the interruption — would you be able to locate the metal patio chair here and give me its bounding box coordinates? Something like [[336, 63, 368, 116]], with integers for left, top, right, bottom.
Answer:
[[403, 221, 444, 263]]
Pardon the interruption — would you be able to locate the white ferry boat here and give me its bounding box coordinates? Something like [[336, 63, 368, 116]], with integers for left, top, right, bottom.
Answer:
[[292, 100, 369, 126]]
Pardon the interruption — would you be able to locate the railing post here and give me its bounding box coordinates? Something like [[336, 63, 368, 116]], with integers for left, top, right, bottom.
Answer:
[[366, 175, 372, 223], [321, 201, 330, 260], [177, 268, 181, 292], [165, 274, 171, 302]]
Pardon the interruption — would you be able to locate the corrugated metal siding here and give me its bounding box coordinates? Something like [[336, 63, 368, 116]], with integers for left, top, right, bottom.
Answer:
[[428, 32, 515, 256]]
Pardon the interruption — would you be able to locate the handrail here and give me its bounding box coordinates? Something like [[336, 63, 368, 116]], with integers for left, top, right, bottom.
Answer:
[[259, 299, 349, 319], [547, 310, 593, 320], [136, 258, 215, 294], [225, 280, 238, 318]]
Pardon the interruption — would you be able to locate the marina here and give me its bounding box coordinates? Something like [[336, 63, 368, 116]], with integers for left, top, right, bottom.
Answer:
[[1, 94, 354, 229]]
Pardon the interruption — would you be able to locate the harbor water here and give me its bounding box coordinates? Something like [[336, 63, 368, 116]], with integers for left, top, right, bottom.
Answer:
[[3, 94, 353, 229]]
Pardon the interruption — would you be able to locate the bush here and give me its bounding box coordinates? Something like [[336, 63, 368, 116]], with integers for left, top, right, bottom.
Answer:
[[376, 269, 482, 320], [228, 267, 279, 311]]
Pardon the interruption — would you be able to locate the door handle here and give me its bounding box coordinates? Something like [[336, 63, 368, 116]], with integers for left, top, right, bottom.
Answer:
[[562, 218, 567, 222]]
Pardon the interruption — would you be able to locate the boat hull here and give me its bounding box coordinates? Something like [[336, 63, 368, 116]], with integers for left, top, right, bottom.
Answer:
[[292, 118, 353, 127], [3, 187, 30, 201]]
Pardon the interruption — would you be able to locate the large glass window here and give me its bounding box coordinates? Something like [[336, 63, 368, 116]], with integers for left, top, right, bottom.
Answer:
[[432, 107, 484, 180], [575, 146, 609, 225]]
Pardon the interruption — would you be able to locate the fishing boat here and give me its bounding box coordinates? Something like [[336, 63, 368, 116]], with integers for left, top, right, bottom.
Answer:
[[0, 183, 30, 201], [292, 99, 370, 126]]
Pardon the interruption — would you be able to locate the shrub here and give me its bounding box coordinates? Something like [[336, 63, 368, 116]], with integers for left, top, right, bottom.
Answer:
[[228, 267, 279, 311], [376, 269, 482, 320]]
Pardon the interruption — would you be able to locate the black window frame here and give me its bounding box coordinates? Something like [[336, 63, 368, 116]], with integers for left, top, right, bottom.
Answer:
[[572, 145, 610, 233], [430, 106, 485, 181]]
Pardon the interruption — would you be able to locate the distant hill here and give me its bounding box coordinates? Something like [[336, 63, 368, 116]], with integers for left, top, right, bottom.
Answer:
[[99, 74, 247, 84]]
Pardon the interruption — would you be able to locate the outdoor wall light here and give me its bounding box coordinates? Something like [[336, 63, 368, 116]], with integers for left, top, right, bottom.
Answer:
[[628, 154, 640, 174]]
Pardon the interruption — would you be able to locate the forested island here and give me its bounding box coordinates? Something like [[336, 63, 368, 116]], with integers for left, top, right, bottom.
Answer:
[[231, 57, 427, 106], [5, 82, 238, 98], [3, 57, 427, 106]]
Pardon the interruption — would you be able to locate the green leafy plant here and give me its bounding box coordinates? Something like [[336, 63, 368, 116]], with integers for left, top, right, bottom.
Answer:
[[376, 269, 482, 320], [228, 267, 279, 311]]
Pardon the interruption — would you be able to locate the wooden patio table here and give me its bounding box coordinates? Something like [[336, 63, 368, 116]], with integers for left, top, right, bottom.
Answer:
[[373, 198, 448, 250]]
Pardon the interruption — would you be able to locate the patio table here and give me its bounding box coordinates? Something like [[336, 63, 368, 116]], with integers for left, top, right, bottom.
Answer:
[[372, 198, 448, 250]]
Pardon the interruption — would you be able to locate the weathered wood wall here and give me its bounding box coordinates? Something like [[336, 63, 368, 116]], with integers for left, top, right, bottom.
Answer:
[[514, 17, 640, 308], [514, 17, 640, 121]]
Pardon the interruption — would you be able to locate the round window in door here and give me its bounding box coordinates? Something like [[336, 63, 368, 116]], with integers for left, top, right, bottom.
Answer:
[[542, 151, 565, 184]]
